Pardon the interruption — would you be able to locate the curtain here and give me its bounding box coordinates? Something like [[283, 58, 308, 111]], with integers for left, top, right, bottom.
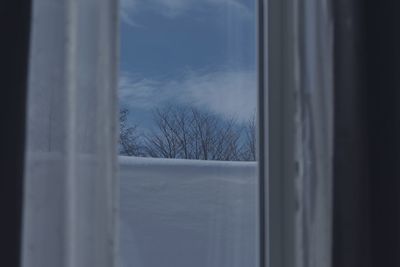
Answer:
[[22, 0, 118, 267], [266, 0, 333, 266], [295, 0, 333, 266]]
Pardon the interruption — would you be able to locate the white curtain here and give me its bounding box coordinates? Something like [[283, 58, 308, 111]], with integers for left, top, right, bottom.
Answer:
[[266, 0, 333, 266], [294, 0, 333, 266], [22, 0, 118, 267]]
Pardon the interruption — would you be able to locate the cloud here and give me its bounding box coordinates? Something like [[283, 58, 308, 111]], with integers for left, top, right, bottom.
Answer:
[[120, 0, 142, 27], [119, 69, 257, 122], [120, 0, 253, 27], [119, 74, 163, 108]]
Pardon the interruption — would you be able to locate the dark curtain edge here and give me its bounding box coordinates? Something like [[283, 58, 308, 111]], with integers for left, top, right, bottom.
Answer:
[[0, 1, 32, 267]]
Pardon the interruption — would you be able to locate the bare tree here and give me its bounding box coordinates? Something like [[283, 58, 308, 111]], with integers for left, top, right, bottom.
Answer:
[[190, 108, 241, 160], [241, 115, 256, 161], [119, 108, 142, 156], [143, 107, 182, 158], [144, 105, 242, 161], [168, 106, 194, 159], [120, 104, 257, 161]]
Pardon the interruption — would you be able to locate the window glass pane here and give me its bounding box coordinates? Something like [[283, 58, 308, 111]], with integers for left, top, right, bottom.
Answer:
[[118, 0, 258, 266]]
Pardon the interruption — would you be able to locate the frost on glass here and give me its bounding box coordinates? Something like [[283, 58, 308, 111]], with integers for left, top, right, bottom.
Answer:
[[119, 0, 258, 267]]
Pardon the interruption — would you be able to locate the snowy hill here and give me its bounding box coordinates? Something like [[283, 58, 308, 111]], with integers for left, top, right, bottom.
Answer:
[[119, 156, 258, 267]]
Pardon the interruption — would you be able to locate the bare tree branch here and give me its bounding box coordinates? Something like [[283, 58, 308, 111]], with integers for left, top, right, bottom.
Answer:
[[119, 108, 142, 156], [120, 105, 257, 161], [241, 115, 256, 161]]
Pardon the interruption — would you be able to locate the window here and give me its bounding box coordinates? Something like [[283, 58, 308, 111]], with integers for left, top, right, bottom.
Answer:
[[20, 0, 335, 266], [118, 1, 260, 267]]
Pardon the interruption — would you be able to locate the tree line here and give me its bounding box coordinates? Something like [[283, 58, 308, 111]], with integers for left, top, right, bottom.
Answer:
[[119, 105, 256, 161]]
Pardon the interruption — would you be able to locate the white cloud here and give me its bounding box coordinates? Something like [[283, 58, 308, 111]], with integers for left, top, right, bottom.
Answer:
[[120, 0, 142, 27], [120, 0, 252, 27], [119, 73, 163, 108], [119, 69, 257, 122]]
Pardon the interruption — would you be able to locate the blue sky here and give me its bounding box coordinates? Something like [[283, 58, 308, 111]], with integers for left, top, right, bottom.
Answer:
[[119, 0, 257, 130]]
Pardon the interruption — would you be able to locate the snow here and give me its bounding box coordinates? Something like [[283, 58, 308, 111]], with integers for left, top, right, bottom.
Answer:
[[119, 156, 259, 267]]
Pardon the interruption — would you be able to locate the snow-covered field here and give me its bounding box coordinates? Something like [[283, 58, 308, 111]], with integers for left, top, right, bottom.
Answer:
[[119, 156, 258, 267]]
